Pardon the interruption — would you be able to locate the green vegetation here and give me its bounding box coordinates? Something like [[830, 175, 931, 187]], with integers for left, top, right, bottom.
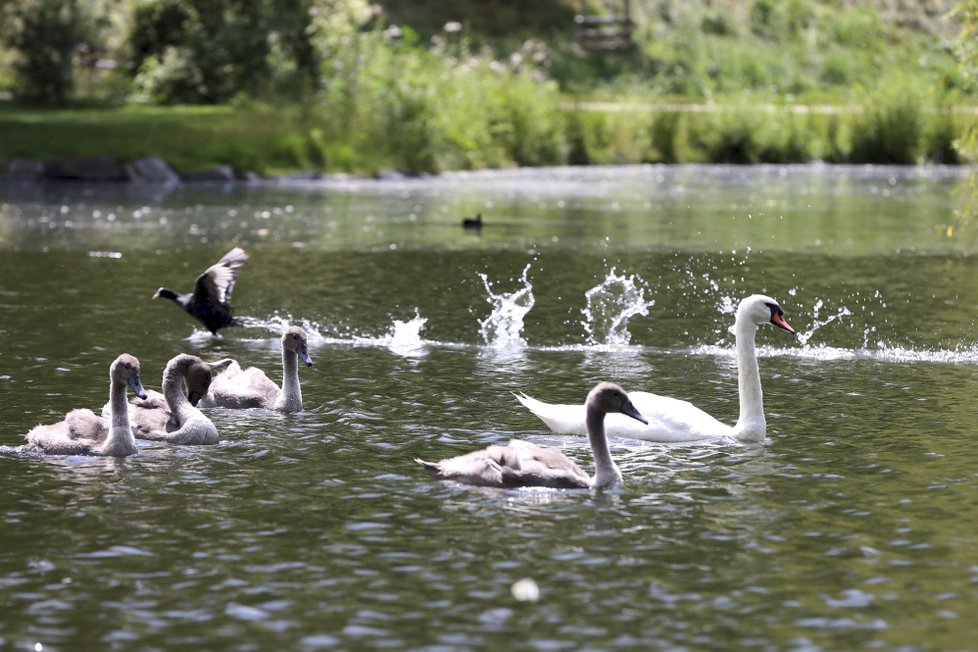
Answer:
[[0, 0, 976, 175], [957, 0, 978, 159]]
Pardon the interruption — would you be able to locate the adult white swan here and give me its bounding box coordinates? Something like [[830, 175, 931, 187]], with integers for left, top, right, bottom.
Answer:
[[198, 326, 313, 413], [24, 354, 147, 457], [516, 294, 796, 443], [416, 382, 646, 489]]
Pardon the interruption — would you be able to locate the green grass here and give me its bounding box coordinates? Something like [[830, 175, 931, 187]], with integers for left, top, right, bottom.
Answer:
[[2, 98, 974, 177], [0, 104, 300, 173]]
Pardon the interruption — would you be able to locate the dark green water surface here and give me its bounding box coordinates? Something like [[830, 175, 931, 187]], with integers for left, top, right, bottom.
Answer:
[[2, 165, 978, 651]]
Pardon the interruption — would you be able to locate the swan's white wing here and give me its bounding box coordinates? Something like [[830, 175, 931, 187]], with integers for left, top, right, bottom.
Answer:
[[623, 392, 732, 441], [516, 391, 731, 443]]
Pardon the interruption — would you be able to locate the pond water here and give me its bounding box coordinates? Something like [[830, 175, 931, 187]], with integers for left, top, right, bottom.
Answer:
[[2, 164, 978, 651]]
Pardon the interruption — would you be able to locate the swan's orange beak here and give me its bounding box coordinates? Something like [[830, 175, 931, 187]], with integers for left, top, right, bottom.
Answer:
[[771, 312, 796, 334]]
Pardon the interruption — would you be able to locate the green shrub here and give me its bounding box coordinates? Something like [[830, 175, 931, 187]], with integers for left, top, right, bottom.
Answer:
[[758, 110, 815, 162], [499, 74, 564, 166], [691, 107, 765, 164], [820, 115, 848, 163], [750, 0, 815, 40], [923, 107, 960, 164], [820, 51, 853, 86], [564, 111, 592, 165], [701, 11, 734, 36], [849, 81, 924, 164], [649, 111, 682, 163], [564, 110, 614, 164], [306, 128, 328, 169]]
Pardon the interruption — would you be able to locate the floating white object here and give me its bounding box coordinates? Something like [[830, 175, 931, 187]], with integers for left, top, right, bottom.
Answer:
[[511, 578, 540, 602]]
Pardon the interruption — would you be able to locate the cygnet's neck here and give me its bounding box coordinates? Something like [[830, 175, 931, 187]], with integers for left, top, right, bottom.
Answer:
[[162, 363, 194, 420], [732, 318, 766, 442], [585, 406, 622, 489], [274, 347, 303, 412], [104, 375, 137, 455]]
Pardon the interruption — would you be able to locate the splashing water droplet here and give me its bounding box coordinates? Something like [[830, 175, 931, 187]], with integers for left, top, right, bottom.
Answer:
[[388, 309, 427, 355], [389, 311, 426, 344], [580, 268, 654, 346], [797, 304, 852, 346], [478, 264, 535, 348]]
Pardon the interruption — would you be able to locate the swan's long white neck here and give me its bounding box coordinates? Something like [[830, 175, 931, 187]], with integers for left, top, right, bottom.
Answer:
[[586, 407, 622, 489], [732, 318, 766, 442], [104, 375, 137, 455], [274, 348, 303, 412]]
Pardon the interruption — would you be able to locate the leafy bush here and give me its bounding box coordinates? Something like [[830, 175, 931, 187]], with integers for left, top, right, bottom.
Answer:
[[849, 80, 924, 164], [649, 111, 682, 163], [305, 25, 565, 174], [564, 112, 592, 165], [923, 106, 960, 164], [689, 106, 766, 164], [758, 110, 816, 162]]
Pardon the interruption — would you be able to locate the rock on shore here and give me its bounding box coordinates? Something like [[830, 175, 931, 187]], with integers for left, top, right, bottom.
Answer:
[[0, 156, 244, 185]]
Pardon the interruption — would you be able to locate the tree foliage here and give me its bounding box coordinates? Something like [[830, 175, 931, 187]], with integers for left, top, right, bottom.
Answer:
[[128, 0, 322, 104], [1, 0, 104, 105], [954, 0, 978, 156]]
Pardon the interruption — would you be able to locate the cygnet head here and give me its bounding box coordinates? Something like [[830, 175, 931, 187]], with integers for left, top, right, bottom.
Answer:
[[737, 295, 796, 334], [283, 326, 313, 366], [587, 382, 648, 424], [111, 353, 148, 400], [180, 355, 214, 406]]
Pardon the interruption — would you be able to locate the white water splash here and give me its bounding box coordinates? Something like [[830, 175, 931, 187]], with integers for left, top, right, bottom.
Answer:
[[693, 341, 978, 366], [796, 299, 853, 346], [237, 314, 330, 346], [217, 298, 978, 368], [386, 309, 428, 356], [581, 268, 654, 346], [478, 264, 535, 348]]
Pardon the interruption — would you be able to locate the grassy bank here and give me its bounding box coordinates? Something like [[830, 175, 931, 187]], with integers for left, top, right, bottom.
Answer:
[[1, 95, 972, 178], [0, 105, 306, 175]]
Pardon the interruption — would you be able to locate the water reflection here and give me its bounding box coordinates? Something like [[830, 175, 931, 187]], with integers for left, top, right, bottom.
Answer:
[[2, 165, 970, 255]]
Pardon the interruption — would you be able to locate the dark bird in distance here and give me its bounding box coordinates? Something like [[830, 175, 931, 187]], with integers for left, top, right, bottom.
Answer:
[[462, 213, 483, 230], [153, 247, 249, 335]]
